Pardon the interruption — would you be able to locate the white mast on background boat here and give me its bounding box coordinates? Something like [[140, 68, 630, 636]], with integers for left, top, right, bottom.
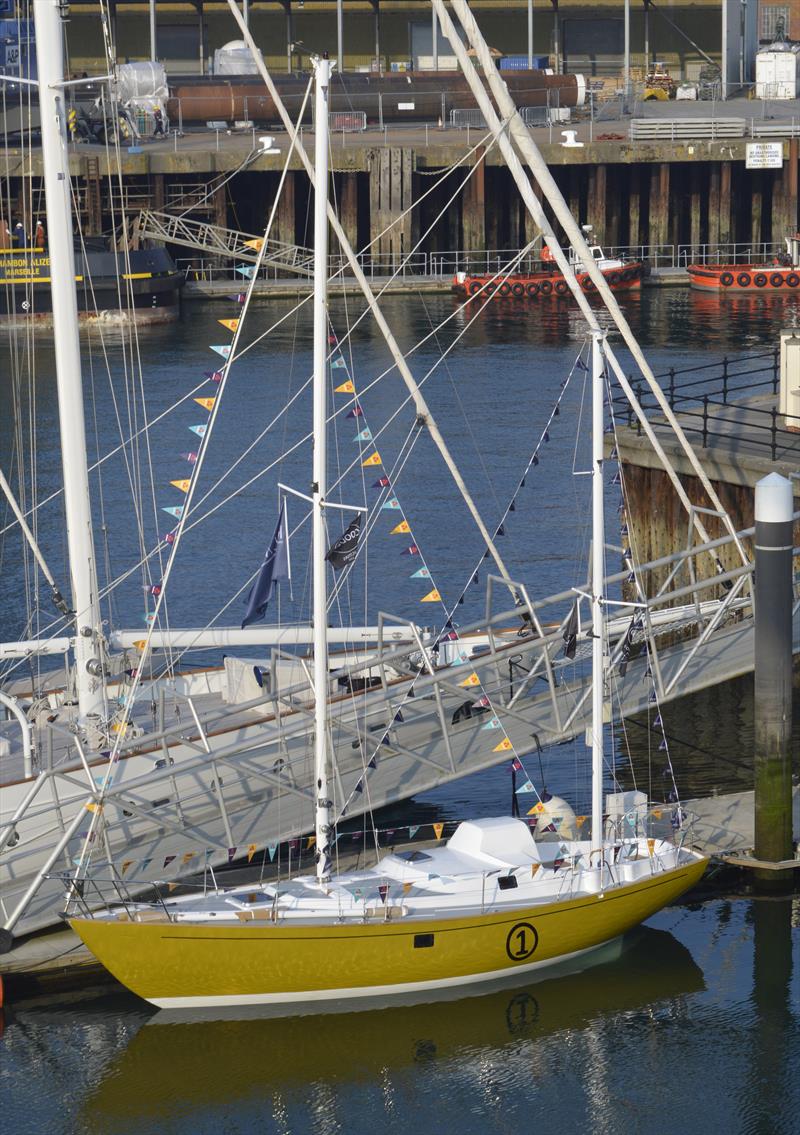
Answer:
[[590, 331, 606, 868], [311, 54, 333, 884], [33, 0, 104, 724]]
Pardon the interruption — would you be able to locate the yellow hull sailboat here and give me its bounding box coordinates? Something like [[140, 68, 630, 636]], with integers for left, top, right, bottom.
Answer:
[[69, 42, 708, 1010], [71, 821, 705, 1009]]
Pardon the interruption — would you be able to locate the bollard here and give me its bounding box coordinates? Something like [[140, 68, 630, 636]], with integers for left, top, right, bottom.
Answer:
[[753, 472, 795, 890]]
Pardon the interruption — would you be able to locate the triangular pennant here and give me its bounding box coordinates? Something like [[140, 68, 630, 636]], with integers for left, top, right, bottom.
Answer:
[[331, 357, 347, 369], [247, 844, 258, 863], [140, 858, 152, 871], [515, 779, 536, 793], [372, 476, 390, 488], [163, 855, 176, 868], [161, 505, 184, 519], [170, 479, 191, 493], [189, 424, 207, 438], [205, 370, 223, 383], [433, 822, 444, 840], [410, 567, 431, 578], [354, 428, 373, 442], [218, 318, 239, 332], [493, 737, 513, 752], [307, 835, 316, 849], [181, 851, 196, 865], [361, 451, 382, 467], [391, 520, 411, 534], [402, 545, 420, 556], [179, 452, 198, 464], [367, 755, 377, 770], [235, 265, 255, 278], [482, 716, 502, 729], [243, 237, 263, 251], [459, 671, 481, 687], [335, 380, 355, 394], [227, 847, 237, 863], [210, 345, 231, 359], [420, 589, 441, 602], [531, 862, 541, 878], [347, 406, 363, 418], [381, 497, 401, 510], [267, 844, 278, 861], [120, 859, 133, 875], [194, 397, 216, 411]]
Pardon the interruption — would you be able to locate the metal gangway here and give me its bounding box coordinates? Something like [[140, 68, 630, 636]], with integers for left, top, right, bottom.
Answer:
[[135, 209, 316, 276]]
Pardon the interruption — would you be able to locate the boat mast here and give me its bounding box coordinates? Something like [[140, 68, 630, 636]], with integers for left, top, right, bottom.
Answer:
[[590, 331, 606, 864], [312, 55, 333, 884], [33, 0, 104, 724]]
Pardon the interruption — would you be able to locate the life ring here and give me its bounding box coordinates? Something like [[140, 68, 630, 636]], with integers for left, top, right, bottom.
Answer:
[[754, 273, 768, 288], [512, 282, 525, 297], [770, 272, 784, 287], [737, 273, 751, 287], [719, 272, 734, 287], [555, 280, 569, 295], [787, 273, 800, 288], [608, 272, 621, 285], [539, 280, 553, 295], [468, 280, 481, 295], [499, 281, 512, 297], [525, 282, 540, 297]]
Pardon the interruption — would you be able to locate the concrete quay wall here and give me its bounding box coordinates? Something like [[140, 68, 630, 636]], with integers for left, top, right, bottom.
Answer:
[[5, 132, 798, 258]]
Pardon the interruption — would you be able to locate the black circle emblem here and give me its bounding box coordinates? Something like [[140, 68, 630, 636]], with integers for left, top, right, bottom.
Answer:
[[505, 921, 539, 962]]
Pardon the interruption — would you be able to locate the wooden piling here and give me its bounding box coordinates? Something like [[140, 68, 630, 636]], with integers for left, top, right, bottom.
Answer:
[[461, 146, 486, 251], [649, 163, 669, 250], [628, 165, 641, 247], [719, 161, 732, 247], [689, 164, 701, 252], [338, 171, 358, 251], [587, 164, 606, 236], [274, 169, 296, 246]]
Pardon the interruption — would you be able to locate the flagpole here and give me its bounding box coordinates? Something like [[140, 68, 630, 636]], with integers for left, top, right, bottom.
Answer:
[[312, 54, 333, 885]]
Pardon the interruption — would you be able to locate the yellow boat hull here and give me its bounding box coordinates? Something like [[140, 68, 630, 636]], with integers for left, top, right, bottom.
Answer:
[[71, 856, 707, 1008]]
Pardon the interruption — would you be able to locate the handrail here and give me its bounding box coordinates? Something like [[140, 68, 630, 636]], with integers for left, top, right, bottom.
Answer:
[[0, 690, 34, 777]]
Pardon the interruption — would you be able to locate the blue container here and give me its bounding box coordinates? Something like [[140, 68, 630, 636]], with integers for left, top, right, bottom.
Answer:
[[500, 54, 549, 71]]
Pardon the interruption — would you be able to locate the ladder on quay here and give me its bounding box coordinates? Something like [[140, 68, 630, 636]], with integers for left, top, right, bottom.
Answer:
[[134, 209, 316, 276]]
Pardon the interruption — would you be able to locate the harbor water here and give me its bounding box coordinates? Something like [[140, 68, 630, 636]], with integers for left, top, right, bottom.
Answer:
[[1, 286, 799, 1133]]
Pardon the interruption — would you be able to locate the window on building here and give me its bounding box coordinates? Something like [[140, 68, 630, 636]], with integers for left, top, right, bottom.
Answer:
[[761, 5, 790, 41]]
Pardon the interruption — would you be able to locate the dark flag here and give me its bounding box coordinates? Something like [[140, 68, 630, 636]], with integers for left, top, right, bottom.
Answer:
[[325, 515, 362, 570], [562, 600, 579, 660], [242, 501, 290, 628]]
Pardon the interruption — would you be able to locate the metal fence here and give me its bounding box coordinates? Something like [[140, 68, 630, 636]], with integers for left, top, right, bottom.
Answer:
[[614, 348, 800, 462], [177, 242, 791, 283]]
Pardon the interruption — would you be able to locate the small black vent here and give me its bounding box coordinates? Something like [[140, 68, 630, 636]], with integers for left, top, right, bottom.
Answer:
[[498, 875, 518, 890], [414, 933, 435, 949]]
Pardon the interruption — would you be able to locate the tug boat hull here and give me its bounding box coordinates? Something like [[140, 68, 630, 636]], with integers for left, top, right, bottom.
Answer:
[[687, 263, 800, 292], [454, 261, 644, 299]]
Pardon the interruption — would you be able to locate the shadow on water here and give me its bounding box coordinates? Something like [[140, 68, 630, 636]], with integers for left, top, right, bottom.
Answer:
[[75, 926, 703, 1127]]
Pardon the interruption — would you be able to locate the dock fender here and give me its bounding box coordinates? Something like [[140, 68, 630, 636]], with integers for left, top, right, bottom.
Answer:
[[770, 273, 784, 287], [512, 282, 525, 297], [754, 273, 768, 287], [737, 272, 751, 287], [539, 279, 553, 295], [555, 280, 568, 295], [468, 280, 481, 295], [719, 272, 734, 287], [608, 272, 621, 285], [499, 282, 512, 297], [525, 282, 539, 297], [787, 273, 800, 287]]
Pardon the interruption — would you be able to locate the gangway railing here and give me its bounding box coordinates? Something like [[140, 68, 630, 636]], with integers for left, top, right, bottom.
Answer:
[[135, 209, 316, 276]]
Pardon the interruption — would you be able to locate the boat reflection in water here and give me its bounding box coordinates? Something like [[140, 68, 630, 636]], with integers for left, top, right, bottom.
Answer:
[[80, 925, 703, 1126]]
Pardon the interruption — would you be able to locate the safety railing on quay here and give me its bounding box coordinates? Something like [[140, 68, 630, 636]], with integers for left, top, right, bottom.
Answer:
[[616, 347, 800, 462]]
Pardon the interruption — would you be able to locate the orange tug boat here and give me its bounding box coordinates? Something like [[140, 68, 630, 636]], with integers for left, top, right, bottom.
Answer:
[[688, 236, 800, 292], [453, 235, 645, 300]]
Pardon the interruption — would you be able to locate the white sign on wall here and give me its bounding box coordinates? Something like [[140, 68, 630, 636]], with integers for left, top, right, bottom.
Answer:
[[746, 142, 784, 169]]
